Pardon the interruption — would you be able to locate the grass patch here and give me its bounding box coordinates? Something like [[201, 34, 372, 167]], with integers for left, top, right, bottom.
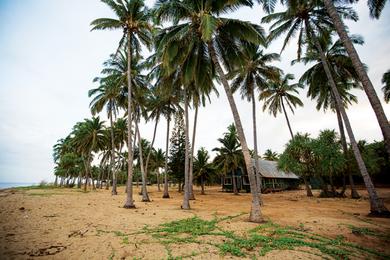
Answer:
[[98, 214, 390, 259], [347, 224, 390, 240]]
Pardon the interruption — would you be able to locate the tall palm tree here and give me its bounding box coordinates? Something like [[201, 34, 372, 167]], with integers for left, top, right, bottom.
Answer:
[[89, 75, 123, 195], [382, 70, 390, 103], [295, 36, 364, 198], [263, 0, 389, 215], [213, 124, 244, 196], [91, 0, 153, 208], [71, 117, 107, 191], [231, 43, 280, 199], [260, 73, 303, 139], [155, 0, 265, 222], [322, 0, 390, 156]]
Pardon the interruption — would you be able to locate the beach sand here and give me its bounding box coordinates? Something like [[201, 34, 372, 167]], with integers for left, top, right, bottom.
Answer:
[[0, 185, 389, 259]]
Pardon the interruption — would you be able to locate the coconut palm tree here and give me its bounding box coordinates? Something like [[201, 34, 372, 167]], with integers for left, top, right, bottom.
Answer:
[[382, 70, 390, 103], [150, 148, 165, 191], [263, 0, 389, 215], [263, 149, 278, 161], [71, 117, 107, 191], [193, 147, 215, 195], [295, 35, 364, 198], [213, 124, 244, 195], [91, 0, 153, 208], [89, 75, 124, 195], [231, 42, 280, 198], [154, 0, 265, 222], [260, 73, 303, 139], [322, 0, 390, 155]]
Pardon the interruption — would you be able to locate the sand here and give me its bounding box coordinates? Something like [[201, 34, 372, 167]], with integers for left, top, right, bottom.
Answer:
[[0, 185, 389, 259]]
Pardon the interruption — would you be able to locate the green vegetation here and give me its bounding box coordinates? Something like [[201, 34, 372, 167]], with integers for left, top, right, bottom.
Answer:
[[96, 215, 389, 259]]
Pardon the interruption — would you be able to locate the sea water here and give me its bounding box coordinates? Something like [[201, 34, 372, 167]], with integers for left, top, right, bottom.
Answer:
[[0, 183, 38, 189]]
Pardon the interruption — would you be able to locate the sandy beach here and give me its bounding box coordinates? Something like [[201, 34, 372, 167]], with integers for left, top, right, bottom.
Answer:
[[0, 185, 389, 259]]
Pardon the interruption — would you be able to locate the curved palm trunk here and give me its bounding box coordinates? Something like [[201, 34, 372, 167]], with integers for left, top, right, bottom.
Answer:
[[135, 120, 150, 202], [209, 43, 263, 222], [182, 92, 191, 209], [189, 105, 198, 200], [110, 110, 117, 195], [124, 32, 135, 209], [145, 116, 159, 185], [251, 90, 263, 205], [163, 115, 171, 198], [323, 0, 390, 158], [281, 98, 294, 139], [335, 102, 360, 199], [307, 21, 389, 215]]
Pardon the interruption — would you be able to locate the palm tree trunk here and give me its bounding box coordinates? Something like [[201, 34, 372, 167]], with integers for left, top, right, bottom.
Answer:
[[163, 115, 171, 199], [208, 43, 263, 222], [182, 91, 191, 209], [201, 175, 205, 195], [335, 102, 360, 199], [323, 0, 390, 158], [145, 116, 159, 183], [157, 170, 161, 191], [135, 120, 150, 202], [83, 155, 89, 192], [307, 21, 389, 215], [54, 176, 58, 187], [303, 176, 313, 197], [124, 32, 135, 209], [251, 90, 263, 205], [110, 110, 117, 195], [281, 98, 294, 139], [232, 174, 238, 195], [189, 105, 198, 200]]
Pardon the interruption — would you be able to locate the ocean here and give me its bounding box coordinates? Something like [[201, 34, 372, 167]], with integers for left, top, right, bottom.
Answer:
[[0, 183, 38, 189]]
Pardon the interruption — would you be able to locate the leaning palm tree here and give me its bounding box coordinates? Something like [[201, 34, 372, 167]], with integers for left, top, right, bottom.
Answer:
[[257, 0, 390, 157], [382, 70, 390, 103], [91, 0, 153, 208], [231, 42, 280, 198], [89, 75, 124, 195], [263, 0, 389, 215], [322, 0, 390, 155], [295, 35, 364, 198], [260, 73, 303, 139], [155, 0, 265, 222]]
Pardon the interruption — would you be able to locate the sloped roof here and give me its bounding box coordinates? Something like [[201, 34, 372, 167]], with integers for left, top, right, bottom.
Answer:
[[254, 159, 299, 179]]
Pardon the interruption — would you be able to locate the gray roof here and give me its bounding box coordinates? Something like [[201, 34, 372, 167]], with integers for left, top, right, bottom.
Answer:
[[254, 159, 299, 179]]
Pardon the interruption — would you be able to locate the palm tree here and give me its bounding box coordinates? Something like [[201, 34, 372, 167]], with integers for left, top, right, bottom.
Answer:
[[260, 73, 303, 139], [155, 0, 265, 222], [322, 0, 390, 155], [71, 117, 107, 191], [231, 42, 280, 199], [91, 0, 153, 208], [382, 70, 390, 103], [295, 36, 364, 198], [213, 124, 244, 195], [263, 149, 278, 161], [89, 75, 123, 195], [151, 148, 165, 191], [193, 148, 215, 195], [263, 0, 389, 215]]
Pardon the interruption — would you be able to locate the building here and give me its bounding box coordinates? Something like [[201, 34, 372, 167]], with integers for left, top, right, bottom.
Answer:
[[221, 159, 299, 193]]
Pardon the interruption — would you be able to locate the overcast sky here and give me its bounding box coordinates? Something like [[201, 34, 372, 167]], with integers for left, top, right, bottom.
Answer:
[[0, 0, 389, 183]]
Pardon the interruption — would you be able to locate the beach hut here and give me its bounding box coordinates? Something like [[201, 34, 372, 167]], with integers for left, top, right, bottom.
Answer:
[[221, 159, 299, 193]]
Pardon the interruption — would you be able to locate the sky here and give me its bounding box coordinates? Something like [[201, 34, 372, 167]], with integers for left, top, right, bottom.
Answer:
[[0, 0, 389, 183]]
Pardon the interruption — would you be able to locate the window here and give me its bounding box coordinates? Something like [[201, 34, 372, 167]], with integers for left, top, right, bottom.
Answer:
[[224, 177, 232, 185]]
